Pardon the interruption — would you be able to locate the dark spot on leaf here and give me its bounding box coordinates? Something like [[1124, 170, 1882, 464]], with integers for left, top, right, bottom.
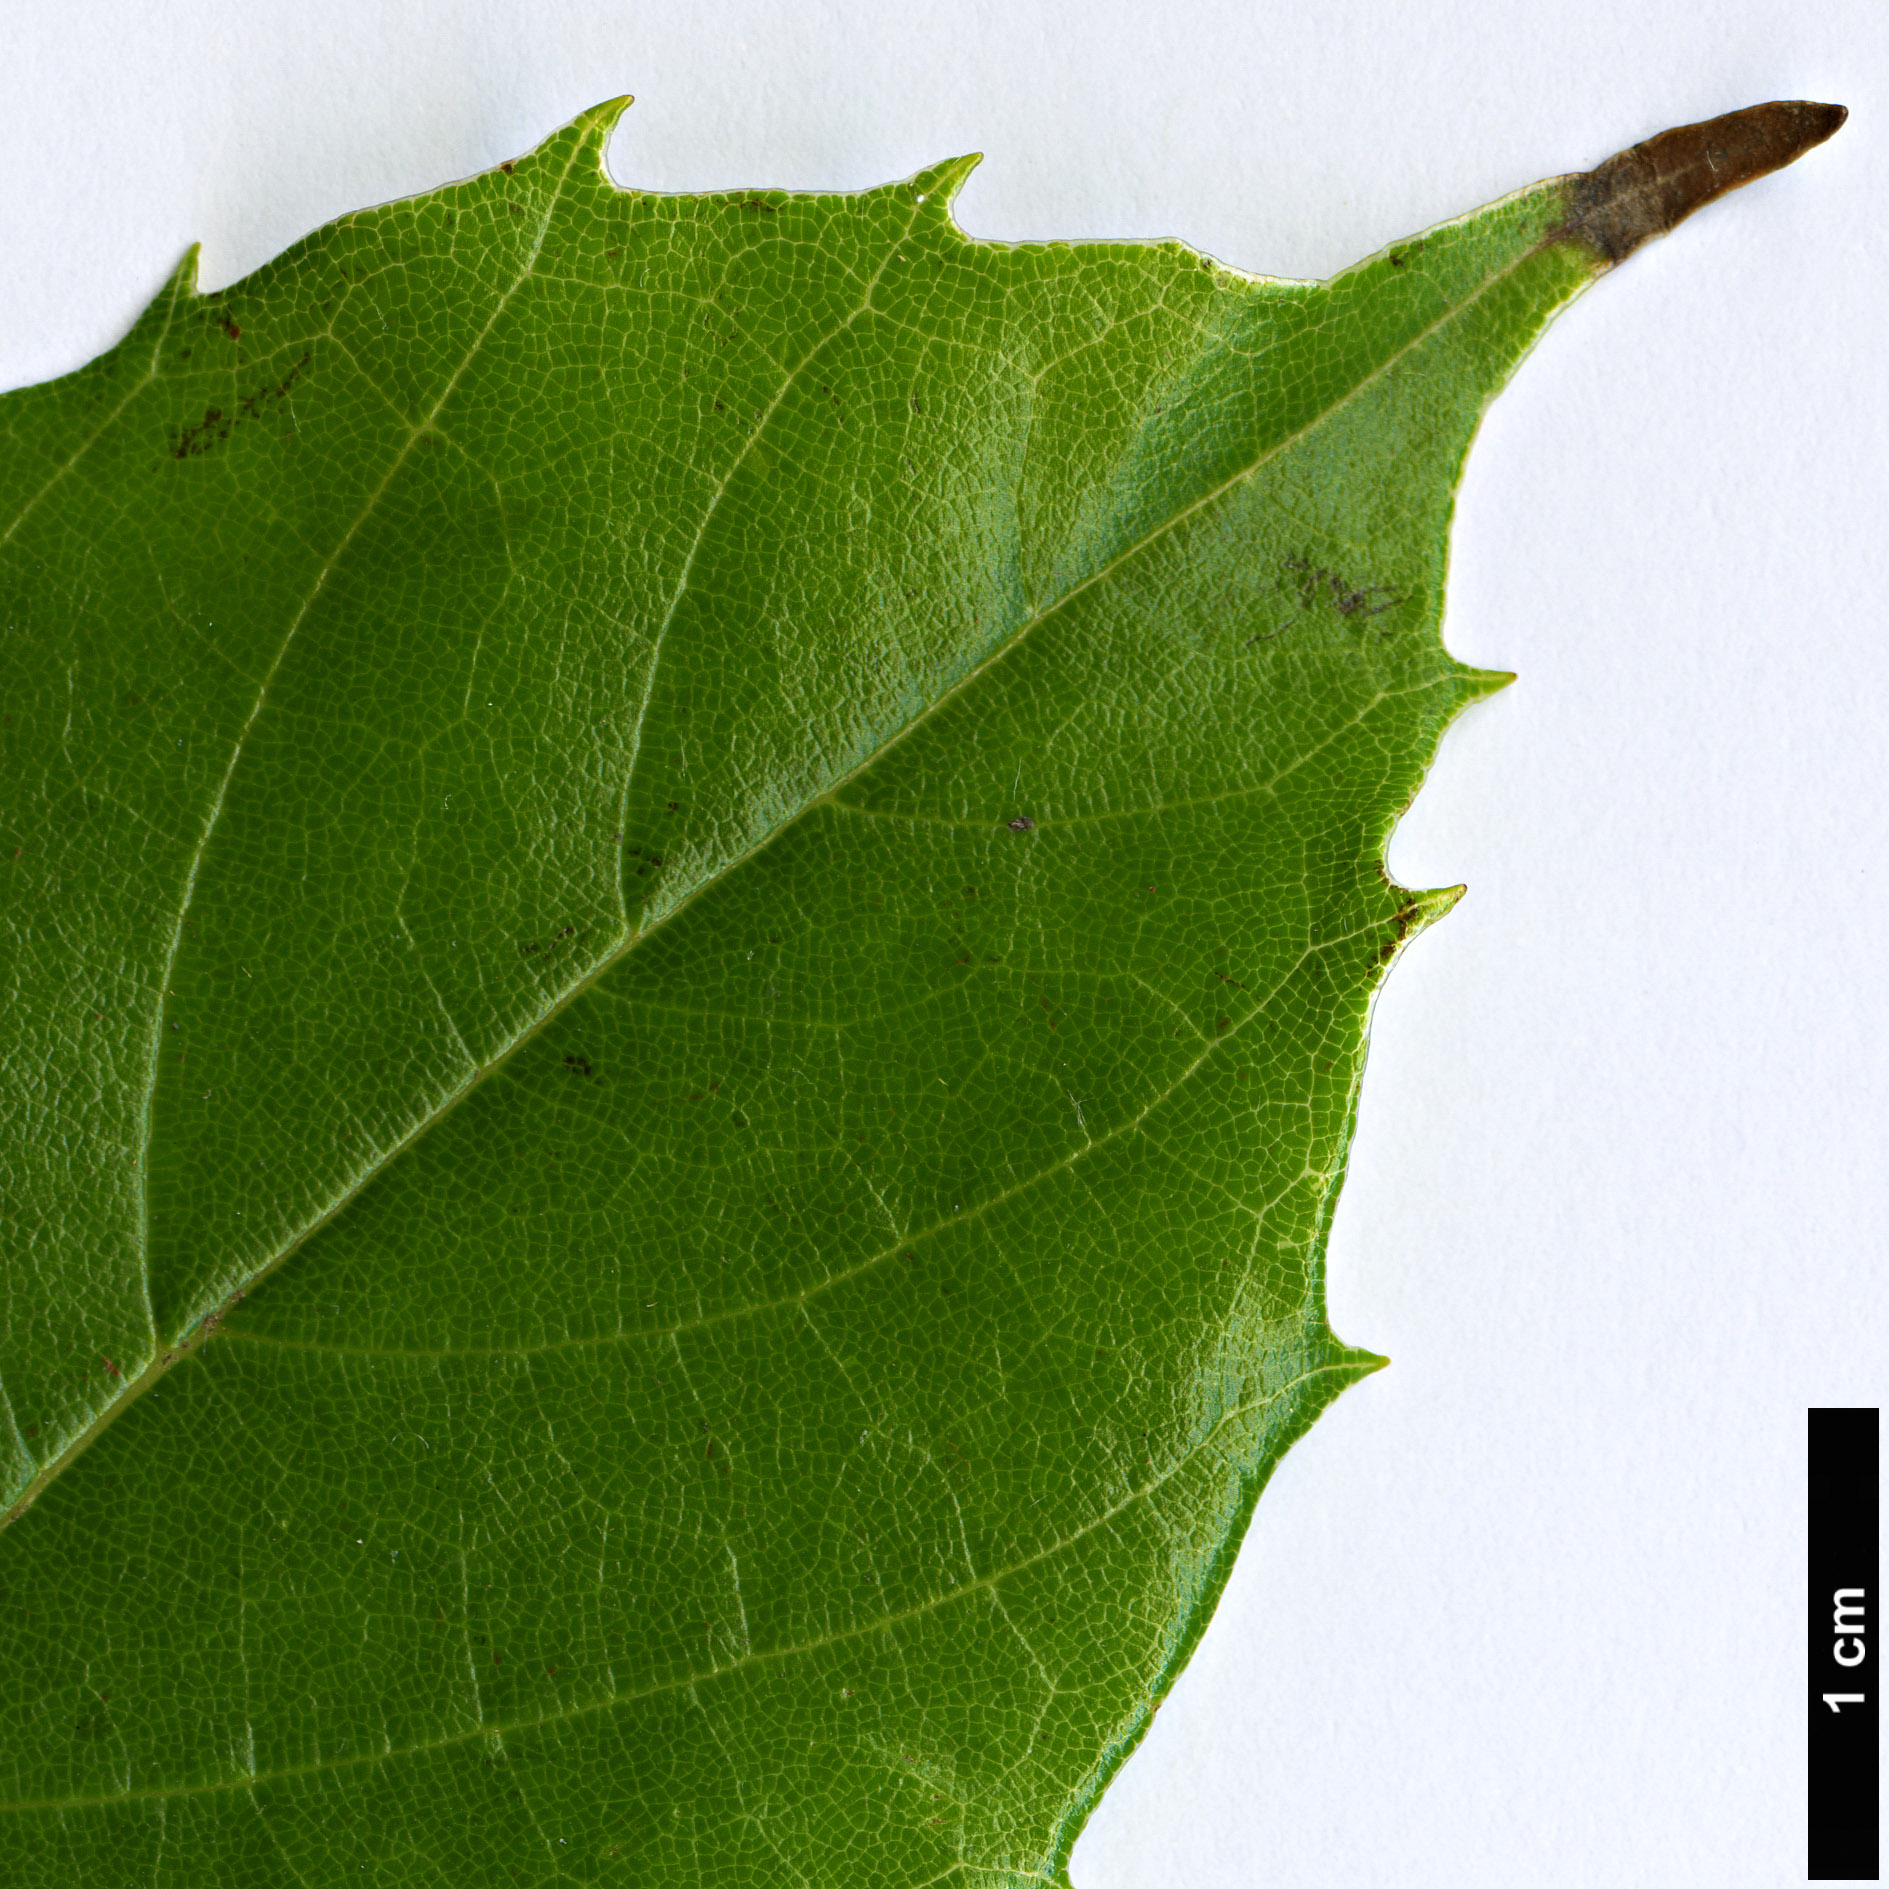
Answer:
[[169, 352, 309, 460], [1007, 815, 1035, 832], [1278, 553, 1404, 629], [563, 1054, 593, 1079], [499, 161, 515, 175], [171, 406, 226, 457]]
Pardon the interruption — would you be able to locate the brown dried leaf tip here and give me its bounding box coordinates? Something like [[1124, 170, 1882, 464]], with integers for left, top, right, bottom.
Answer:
[[1559, 100, 1846, 265]]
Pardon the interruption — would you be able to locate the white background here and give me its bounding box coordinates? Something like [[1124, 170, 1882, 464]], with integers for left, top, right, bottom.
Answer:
[[3, 3, 1883, 1883]]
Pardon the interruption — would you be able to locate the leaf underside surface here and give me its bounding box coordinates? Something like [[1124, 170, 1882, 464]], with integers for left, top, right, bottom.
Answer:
[[0, 97, 1837, 1886]]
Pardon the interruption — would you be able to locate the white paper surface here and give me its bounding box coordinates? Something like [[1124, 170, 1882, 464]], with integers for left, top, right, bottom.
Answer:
[[3, 3, 1883, 1881]]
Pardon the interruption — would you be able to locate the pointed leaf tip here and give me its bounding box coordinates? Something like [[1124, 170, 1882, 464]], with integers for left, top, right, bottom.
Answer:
[[578, 95, 633, 152], [1558, 99, 1846, 265], [914, 152, 982, 208]]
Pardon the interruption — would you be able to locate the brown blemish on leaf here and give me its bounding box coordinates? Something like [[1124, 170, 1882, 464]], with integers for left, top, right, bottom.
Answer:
[[1377, 900, 1425, 964], [200, 1290, 246, 1345], [171, 406, 227, 458], [169, 352, 310, 460], [1277, 553, 1403, 628], [1555, 100, 1846, 266]]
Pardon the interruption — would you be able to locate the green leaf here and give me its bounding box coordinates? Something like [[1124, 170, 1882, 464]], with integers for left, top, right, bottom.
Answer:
[[0, 99, 1839, 1884]]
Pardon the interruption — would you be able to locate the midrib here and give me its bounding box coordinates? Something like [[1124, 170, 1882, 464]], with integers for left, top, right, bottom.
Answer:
[[1, 205, 1564, 1535]]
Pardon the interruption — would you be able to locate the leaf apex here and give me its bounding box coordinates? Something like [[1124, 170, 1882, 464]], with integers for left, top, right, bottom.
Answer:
[[170, 242, 202, 300], [1315, 1341, 1392, 1387], [578, 94, 635, 133], [912, 152, 983, 211], [1457, 664, 1517, 700], [515, 97, 634, 187], [1555, 100, 1846, 266], [1382, 884, 1469, 951]]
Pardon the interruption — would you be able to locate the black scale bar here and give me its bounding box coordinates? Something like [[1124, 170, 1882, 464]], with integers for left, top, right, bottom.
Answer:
[[1810, 1407, 1879, 1880]]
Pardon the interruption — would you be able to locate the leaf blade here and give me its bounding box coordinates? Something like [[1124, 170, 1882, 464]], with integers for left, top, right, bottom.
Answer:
[[0, 101, 1839, 1883]]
